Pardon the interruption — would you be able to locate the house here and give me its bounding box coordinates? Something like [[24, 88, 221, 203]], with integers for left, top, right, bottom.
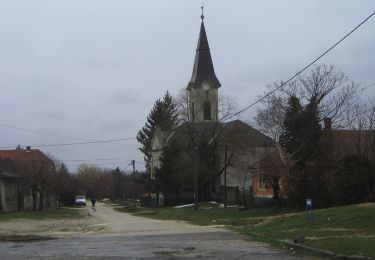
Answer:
[[322, 118, 375, 161], [252, 151, 288, 206], [0, 159, 20, 212], [0, 147, 56, 210], [150, 14, 277, 206]]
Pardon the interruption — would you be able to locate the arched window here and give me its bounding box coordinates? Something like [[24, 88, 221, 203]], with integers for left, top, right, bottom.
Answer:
[[203, 101, 211, 120]]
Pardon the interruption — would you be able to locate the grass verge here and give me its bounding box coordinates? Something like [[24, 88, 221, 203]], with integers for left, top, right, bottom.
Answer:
[[115, 202, 375, 258], [114, 202, 294, 226]]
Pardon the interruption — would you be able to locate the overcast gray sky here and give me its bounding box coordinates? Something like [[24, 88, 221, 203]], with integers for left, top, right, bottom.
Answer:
[[0, 1, 374, 172]]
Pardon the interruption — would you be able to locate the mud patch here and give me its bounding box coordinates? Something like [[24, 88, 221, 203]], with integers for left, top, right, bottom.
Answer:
[[154, 246, 196, 257]]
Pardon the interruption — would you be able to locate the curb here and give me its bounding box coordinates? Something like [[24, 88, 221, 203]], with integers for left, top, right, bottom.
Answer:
[[247, 232, 374, 260], [279, 239, 375, 260]]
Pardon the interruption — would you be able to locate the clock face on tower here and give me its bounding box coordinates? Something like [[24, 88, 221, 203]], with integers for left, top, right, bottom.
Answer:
[[202, 82, 211, 91]]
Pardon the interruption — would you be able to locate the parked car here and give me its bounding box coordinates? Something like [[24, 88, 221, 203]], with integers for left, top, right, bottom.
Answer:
[[75, 195, 86, 206]]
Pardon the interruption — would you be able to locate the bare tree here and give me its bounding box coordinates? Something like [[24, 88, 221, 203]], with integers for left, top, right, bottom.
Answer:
[[174, 89, 237, 124], [255, 65, 361, 162], [16, 158, 54, 211], [253, 65, 362, 206], [172, 90, 239, 202], [255, 65, 361, 136], [258, 150, 291, 206], [229, 145, 258, 208], [346, 98, 375, 158]]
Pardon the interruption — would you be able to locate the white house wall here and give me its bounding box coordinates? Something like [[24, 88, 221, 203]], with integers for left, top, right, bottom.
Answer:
[[221, 146, 275, 190], [0, 179, 18, 212]]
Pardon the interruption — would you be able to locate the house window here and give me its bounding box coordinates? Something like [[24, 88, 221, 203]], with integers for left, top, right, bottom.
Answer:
[[203, 101, 211, 120], [259, 175, 266, 189]]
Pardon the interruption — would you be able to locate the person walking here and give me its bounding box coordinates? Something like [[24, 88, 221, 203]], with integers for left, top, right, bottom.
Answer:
[[91, 198, 96, 211]]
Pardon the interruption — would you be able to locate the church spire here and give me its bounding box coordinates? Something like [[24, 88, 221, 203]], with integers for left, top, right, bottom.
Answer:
[[201, 3, 205, 20], [187, 7, 221, 90]]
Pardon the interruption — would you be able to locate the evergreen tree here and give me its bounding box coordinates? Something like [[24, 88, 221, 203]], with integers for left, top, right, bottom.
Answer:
[[279, 96, 303, 157], [301, 96, 322, 162], [280, 96, 324, 207], [137, 91, 178, 173], [154, 142, 186, 203]]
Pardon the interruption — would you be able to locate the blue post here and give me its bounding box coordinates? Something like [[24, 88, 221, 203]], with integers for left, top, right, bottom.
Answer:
[[306, 198, 313, 223]]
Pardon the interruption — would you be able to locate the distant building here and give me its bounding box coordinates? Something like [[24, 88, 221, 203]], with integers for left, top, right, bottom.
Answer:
[[0, 147, 55, 211], [151, 14, 278, 206], [0, 158, 20, 212], [322, 118, 375, 161]]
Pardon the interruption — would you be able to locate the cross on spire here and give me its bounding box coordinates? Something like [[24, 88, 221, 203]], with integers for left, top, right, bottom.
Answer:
[[201, 2, 204, 20]]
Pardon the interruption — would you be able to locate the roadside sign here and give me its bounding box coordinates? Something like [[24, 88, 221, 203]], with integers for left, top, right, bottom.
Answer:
[[306, 198, 313, 223]]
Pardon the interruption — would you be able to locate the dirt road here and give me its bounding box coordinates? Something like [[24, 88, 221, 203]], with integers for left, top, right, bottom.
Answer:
[[89, 202, 233, 236], [0, 203, 300, 259]]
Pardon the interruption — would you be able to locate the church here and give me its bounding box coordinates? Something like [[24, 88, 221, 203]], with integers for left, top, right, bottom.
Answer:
[[150, 12, 279, 206]]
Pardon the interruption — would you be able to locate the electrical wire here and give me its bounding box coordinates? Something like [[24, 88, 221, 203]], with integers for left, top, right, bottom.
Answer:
[[0, 123, 92, 141], [0, 123, 137, 147], [65, 160, 139, 167], [222, 10, 375, 122], [62, 156, 144, 162], [0, 138, 137, 149]]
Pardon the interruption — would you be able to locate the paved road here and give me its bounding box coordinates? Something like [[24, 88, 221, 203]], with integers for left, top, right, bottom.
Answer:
[[0, 203, 300, 259]]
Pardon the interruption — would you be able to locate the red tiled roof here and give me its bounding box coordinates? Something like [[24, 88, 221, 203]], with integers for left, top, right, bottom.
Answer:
[[0, 149, 52, 165], [324, 130, 375, 158]]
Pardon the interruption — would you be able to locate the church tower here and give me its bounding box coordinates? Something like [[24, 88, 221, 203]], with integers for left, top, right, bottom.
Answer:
[[187, 9, 221, 123]]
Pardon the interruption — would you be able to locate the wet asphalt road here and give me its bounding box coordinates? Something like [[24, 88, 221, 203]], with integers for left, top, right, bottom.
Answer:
[[0, 203, 300, 259]]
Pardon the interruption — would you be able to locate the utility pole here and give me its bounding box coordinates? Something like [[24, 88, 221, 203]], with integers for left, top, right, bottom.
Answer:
[[224, 144, 227, 208], [194, 146, 198, 211], [131, 160, 135, 174]]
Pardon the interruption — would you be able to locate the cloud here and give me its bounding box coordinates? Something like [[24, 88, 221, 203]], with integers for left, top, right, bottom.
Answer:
[[1, 0, 374, 172]]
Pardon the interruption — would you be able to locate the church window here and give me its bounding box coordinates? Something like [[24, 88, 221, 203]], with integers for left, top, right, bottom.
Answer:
[[203, 101, 211, 120]]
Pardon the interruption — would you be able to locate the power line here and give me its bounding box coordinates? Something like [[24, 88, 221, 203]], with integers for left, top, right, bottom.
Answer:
[[65, 160, 143, 168], [0, 122, 137, 147], [223, 10, 375, 122], [66, 160, 135, 166], [0, 123, 91, 141], [362, 82, 375, 91], [62, 156, 144, 162], [0, 138, 137, 149]]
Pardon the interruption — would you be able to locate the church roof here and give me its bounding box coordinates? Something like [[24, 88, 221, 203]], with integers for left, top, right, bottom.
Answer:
[[219, 120, 276, 147], [164, 120, 275, 148], [187, 20, 221, 90]]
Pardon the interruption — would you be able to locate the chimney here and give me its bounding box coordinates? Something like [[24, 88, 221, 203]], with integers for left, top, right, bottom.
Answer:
[[26, 146, 31, 152], [324, 118, 332, 130]]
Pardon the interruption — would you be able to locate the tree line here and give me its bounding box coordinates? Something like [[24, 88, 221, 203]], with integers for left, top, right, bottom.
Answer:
[[3, 155, 146, 211], [255, 65, 375, 208], [53, 163, 147, 207]]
